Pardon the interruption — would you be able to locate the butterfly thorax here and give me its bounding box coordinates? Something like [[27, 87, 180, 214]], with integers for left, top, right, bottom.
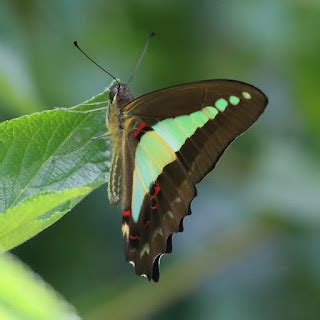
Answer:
[[107, 84, 134, 139]]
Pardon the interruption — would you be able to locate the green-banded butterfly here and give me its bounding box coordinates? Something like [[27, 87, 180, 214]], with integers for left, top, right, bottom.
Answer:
[[75, 35, 268, 282]]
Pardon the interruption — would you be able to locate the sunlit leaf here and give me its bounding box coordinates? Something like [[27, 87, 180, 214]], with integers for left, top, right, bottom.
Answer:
[[0, 88, 111, 251]]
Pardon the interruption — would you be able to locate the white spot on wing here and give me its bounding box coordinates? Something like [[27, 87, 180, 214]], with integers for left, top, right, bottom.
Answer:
[[242, 91, 252, 100], [167, 210, 174, 219], [140, 244, 150, 257], [152, 228, 163, 241]]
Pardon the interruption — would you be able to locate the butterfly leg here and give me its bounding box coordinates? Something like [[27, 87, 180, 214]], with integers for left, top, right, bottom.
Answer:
[[53, 106, 108, 113], [90, 132, 111, 140]]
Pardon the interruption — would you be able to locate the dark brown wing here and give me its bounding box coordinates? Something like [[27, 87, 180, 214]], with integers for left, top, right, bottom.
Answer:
[[124, 80, 267, 121], [121, 80, 268, 281]]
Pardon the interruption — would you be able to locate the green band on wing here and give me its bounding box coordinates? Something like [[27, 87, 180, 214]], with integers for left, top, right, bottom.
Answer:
[[132, 170, 146, 222], [190, 111, 209, 127], [203, 106, 218, 119], [152, 111, 209, 152], [153, 119, 186, 151], [229, 95, 240, 106], [132, 101, 230, 221], [132, 131, 176, 221], [173, 115, 198, 137], [215, 98, 228, 112]]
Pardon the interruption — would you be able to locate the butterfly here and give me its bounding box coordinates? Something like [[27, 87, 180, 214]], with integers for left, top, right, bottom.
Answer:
[[74, 36, 268, 282], [106, 79, 268, 281]]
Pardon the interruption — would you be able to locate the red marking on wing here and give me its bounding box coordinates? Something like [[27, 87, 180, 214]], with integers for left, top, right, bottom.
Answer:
[[151, 204, 157, 210], [150, 183, 161, 199], [133, 122, 148, 138], [144, 220, 151, 227], [130, 235, 140, 241], [154, 184, 161, 194], [122, 210, 131, 218]]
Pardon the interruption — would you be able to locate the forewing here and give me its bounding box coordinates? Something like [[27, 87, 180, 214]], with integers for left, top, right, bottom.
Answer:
[[124, 80, 267, 121]]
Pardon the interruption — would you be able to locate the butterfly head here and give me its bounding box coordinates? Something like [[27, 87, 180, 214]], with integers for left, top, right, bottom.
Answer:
[[109, 82, 134, 107]]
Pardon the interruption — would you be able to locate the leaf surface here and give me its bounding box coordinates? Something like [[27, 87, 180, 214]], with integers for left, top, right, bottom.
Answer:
[[0, 89, 111, 251]]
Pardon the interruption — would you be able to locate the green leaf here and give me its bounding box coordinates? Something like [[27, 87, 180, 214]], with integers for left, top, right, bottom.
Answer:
[[0, 88, 111, 251], [0, 188, 91, 252], [0, 252, 80, 319]]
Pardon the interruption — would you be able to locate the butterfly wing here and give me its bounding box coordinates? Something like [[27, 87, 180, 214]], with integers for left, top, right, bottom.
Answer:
[[121, 80, 268, 281]]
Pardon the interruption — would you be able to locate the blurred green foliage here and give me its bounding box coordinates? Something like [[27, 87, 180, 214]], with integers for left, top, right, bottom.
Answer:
[[0, 0, 319, 319], [0, 253, 79, 319]]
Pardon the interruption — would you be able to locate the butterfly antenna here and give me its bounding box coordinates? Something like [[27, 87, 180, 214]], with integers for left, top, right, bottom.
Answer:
[[74, 41, 120, 86], [126, 32, 156, 86]]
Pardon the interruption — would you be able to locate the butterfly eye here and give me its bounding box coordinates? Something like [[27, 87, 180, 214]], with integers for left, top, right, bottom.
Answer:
[[109, 85, 119, 101]]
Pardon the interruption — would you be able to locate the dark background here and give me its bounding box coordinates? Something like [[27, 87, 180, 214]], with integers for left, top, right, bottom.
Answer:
[[1, 1, 320, 319]]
